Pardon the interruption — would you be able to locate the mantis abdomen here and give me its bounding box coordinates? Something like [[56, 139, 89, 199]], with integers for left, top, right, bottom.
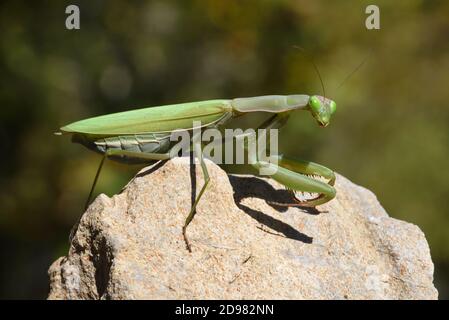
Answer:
[[72, 133, 172, 164]]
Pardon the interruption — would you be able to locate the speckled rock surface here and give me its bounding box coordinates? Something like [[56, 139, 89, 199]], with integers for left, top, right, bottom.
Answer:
[[48, 158, 438, 299]]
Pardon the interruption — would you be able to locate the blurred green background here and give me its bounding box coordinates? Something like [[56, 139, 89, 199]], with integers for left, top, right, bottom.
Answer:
[[1, 0, 448, 299]]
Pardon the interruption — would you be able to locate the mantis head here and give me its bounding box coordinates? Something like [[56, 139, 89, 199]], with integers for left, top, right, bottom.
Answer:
[[308, 95, 336, 127]]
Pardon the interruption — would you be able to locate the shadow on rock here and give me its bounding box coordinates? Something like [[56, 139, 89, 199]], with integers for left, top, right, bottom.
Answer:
[[228, 175, 314, 244]]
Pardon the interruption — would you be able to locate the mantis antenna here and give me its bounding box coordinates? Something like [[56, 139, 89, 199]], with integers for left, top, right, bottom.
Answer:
[[292, 45, 326, 98], [336, 48, 373, 90]]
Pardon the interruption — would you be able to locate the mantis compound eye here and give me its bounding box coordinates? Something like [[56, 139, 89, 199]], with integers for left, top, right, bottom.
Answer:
[[330, 100, 337, 114], [309, 96, 321, 112]]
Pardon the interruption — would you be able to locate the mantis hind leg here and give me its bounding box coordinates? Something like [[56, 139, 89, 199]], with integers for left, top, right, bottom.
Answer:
[[69, 152, 107, 242], [69, 149, 172, 243], [84, 153, 106, 211], [85, 149, 172, 209]]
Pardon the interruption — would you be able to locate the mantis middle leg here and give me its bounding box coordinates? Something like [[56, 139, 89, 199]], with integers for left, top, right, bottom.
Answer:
[[77, 140, 208, 252], [182, 131, 210, 252]]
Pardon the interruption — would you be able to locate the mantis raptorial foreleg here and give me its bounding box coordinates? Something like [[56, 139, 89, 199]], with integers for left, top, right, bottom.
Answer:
[[232, 113, 336, 207], [272, 156, 336, 186], [258, 160, 336, 207]]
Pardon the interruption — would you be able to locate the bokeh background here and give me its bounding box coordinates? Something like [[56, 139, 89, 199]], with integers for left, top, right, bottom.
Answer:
[[1, 0, 448, 299]]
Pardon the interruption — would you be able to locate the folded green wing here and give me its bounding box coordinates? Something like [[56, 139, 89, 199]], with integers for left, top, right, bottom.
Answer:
[[60, 99, 232, 136]]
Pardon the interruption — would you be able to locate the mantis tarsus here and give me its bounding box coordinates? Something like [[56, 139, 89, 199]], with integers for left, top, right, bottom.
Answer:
[[58, 94, 337, 251]]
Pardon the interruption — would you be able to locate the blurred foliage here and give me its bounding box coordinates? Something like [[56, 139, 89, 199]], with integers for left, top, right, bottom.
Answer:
[[0, 0, 448, 299]]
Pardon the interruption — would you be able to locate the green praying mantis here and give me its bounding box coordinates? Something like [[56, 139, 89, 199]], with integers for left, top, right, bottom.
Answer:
[[57, 94, 337, 251]]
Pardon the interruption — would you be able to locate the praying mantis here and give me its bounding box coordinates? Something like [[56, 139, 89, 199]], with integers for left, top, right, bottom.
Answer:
[[57, 94, 337, 251]]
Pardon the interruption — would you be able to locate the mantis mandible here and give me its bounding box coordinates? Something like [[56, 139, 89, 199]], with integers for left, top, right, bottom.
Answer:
[[57, 94, 337, 251]]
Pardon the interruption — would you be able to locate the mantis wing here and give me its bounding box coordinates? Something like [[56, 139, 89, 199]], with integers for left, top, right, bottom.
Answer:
[[60, 99, 232, 136]]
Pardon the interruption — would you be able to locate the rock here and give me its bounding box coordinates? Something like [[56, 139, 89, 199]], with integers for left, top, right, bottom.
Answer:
[[48, 158, 438, 299]]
